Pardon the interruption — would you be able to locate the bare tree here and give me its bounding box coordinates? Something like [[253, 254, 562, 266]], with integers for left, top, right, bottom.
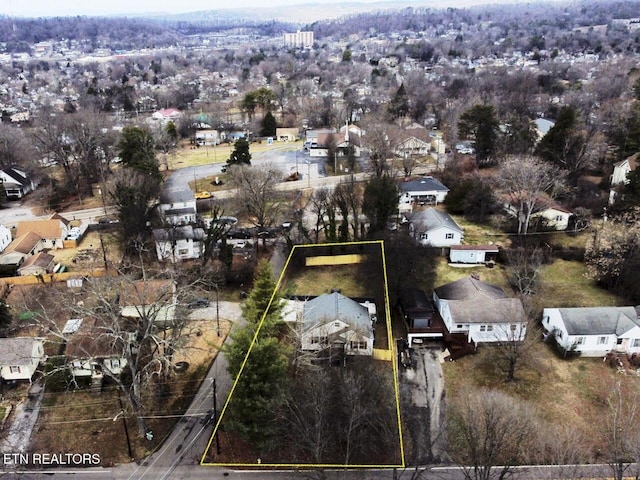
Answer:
[[498, 156, 565, 235], [363, 122, 396, 177], [490, 300, 535, 382], [307, 188, 333, 243], [450, 388, 538, 480], [599, 379, 640, 480], [227, 163, 284, 231], [16, 272, 198, 438], [332, 177, 362, 241], [505, 246, 545, 295]]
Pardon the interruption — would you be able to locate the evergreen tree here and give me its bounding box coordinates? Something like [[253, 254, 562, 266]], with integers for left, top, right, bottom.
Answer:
[[117, 126, 160, 178], [535, 106, 579, 166], [241, 259, 283, 329], [226, 138, 252, 167], [458, 104, 499, 163], [387, 83, 410, 120], [260, 111, 277, 137], [362, 175, 399, 235]]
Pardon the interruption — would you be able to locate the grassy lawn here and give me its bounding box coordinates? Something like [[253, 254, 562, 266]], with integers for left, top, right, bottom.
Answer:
[[536, 259, 621, 309], [451, 215, 512, 248], [167, 139, 303, 171], [282, 264, 371, 298], [442, 337, 624, 456], [435, 257, 512, 291]]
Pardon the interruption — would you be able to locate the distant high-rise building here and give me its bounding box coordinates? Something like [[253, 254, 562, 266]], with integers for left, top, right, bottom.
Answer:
[[283, 31, 314, 48]]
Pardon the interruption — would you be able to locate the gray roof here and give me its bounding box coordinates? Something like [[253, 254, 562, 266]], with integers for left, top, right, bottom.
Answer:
[[0, 337, 40, 365], [410, 208, 463, 233], [164, 207, 196, 216], [435, 276, 526, 324], [557, 307, 640, 336], [399, 177, 449, 194], [159, 188, 195, 204], [303, 292, 371, 331], [435, 276, 507, 301]]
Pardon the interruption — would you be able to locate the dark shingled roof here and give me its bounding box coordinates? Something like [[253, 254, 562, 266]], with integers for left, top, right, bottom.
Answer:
[[159, 188, 195, 204], [434, 276, 506, 301], [557, 307, 640, 336], [399, 177, 449, 193]]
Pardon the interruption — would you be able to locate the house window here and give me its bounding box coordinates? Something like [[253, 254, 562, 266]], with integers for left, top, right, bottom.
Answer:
[[574, 336, 585, 345], [9, 366, 21, 374], [311, 336, 327, 345], [633, 339, 640, 348], [456, 324, 463, 329], [480, 325, 493, 332], [617, 338, 624, 345], [510, 324, 518, 331], [349, 341, 367, 350], [445, 233, 454, 240], [419, 233, 428, 240], [178, 249, 189, 255], [555, 215, 563, 222], [597, 336, 607, 345], [487, 325, 493, 332], [111, 359, 120, 369], [334, 321, 341, 328]]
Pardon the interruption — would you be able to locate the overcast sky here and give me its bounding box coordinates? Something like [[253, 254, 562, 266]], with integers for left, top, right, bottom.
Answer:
[[1, 0, 383, 17]]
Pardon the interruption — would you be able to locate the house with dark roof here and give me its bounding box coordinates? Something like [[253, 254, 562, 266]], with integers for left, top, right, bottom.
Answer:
[[153, 225, 205, 262], [542, 306, 640, 357], [0, 167, 37, 200], [300, 292, 375, 357], [408, 207, 463, 247], [433, 276, 527, 343], [398, 177, 449, 211], [396, 288, 443, 344], [17, 251, 55, 276], [0, 337, 45, 381], [158, 188, 197, 226]]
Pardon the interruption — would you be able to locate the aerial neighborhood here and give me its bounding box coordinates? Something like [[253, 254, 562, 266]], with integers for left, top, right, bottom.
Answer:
[[0, 0, 640, 476]]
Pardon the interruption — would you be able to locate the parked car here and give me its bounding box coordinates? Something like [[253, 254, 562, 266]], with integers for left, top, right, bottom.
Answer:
[[187, 297, 209, 309], [194, 191, 213, 200], [227, 229, 251, 239]]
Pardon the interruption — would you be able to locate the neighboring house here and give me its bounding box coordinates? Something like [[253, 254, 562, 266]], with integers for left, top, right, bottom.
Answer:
[[0, 224, 12, 253], [310, 131, 361, 159], [15, 214, 70, 249], [429, 130, 446, 155], [300, 292, 375, 357], [153, 226, 205, 262], [433, 276, 527, 343], [119, 279, 177, 328], [504, 195, 572, 231], [398, 177, 449, 211], [339, 123, 364, 138], [0, 232, 45, 268], [394, 136, 431, 158], [408, 208, 463, 247], [0, 337, 45, 381], [542, 306, 640, 357], [397, 288, 441, 344], [64, 318, 127, 382], [0, 167, 37, 200], [533, 203, 573, 230], [158, 188, 197, 226], [152, 108, 182, 123], [533, 118, 555, 143], [276, 127, 299, 142], [449, 244, 499, 264], [195, 129, 220, 146], [611, 153, 637, 186], [17, 252, 55, 276], [305, 128, 336, 147]]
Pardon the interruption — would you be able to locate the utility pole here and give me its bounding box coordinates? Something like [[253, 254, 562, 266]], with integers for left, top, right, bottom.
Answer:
[[215, 283, 220, 337], [117, 395, 133, 459]]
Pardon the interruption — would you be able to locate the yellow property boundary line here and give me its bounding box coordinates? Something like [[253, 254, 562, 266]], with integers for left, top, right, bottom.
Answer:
[[201, 240, 405, 468]]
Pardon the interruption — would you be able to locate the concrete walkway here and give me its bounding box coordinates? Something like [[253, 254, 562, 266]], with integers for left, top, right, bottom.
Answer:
[[0, 381, 45, 455]]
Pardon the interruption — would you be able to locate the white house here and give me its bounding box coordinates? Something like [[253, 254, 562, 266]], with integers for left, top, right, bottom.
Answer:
[[408, 208, 463, 247], [533, 204, 573, 231], [158, 188, 197, 226], [0, 167, 37, 200], [0, 232, 45, 268], [195, 129, 220, 146], [542, 306, 640, 357], [152, 108, 182, 123], [533, 118, 555, 143], [433, 276, 528, 344], [0, 225, 12, 253], [449, 244, 499, 264], [299, 292, 375, 357], [0, 337, 45, 381], [398, 177, 449, 210], [394, 136, 431, 158], [153, 226, 205, 262], [611, 153, 637, 186]]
